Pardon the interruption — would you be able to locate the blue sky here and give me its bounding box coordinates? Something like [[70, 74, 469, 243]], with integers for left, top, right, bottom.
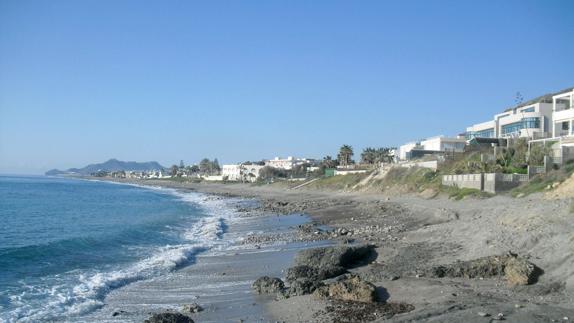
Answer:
[[1, 0, 573, 174]]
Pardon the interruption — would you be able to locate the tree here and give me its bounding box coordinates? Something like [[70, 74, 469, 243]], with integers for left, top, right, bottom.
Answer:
[[199, 158, 221, 175], [361, 147, 395, 164], [199, 158, 211, 174], [170, 165, 178, 176], [337, 145, 354, 166], [321, 155, 338, 168], [212, 158, 221, 173]]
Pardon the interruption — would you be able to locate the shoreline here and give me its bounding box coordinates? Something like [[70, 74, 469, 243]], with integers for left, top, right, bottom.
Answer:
[[95, 177, 574, 322]]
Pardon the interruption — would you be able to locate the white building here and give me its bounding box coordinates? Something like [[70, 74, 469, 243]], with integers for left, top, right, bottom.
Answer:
[[265, 156, 309, 170], [495, 102, 553, 139], [222, 164, 265, 182], [465, 120, 496, 140], [552, 88, 574, 137], [398, 136, 466, 161], [466, 92, 559, 140]]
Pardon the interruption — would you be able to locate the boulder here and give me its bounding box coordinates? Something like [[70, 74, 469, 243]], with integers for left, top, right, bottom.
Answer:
[[504, 256, 535, 286], [144, 312, 194, 323], [314, 275, 377, 303], [286, 265, 319, 283], [428, 253, 538, 286], [252, 276, 285, 294], [286, 264, 347, 283], [286, 278, 324, 296], [294, 245, 375, 269]]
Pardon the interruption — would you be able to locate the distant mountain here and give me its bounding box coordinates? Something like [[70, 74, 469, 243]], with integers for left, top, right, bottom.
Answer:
[[45, 159, 165, 176]]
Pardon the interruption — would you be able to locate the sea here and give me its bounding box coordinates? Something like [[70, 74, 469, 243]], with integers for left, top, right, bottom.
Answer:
[[0, 175, 318, 322]]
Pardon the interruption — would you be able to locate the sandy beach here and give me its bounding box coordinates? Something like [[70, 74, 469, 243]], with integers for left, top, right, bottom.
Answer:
[[101, 178, 574, 322]]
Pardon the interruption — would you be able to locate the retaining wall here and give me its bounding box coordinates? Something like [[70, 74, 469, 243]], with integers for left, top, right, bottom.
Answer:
[[442, 173, 529, 194]]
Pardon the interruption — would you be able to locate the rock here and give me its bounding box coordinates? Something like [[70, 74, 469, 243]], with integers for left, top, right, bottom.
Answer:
[[314, 275, 377, 303], [477, 312, 490, 317], [285, 265, 319, 283], [286, 278, 324, 296], [252, 276, 285, 294], [144, 312, 194, 323], [428, 253, 539, 286], [111, 310, 126, 317], [181, 303, 203, 313], [494, 313, 505, 320], [286, 264, 347, 283], [294, 245, 375, 269], [504, 257, 535, 286]]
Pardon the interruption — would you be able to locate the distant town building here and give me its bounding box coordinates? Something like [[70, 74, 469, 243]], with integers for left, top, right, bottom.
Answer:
[[222, 164, 265, 182], [264, 156, 311, 170]]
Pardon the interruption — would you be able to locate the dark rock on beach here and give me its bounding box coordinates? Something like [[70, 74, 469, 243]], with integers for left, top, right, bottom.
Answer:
[[313, 274, 378, 303], [285, 264, 346, 283], [285, 278, 324, 297], [144, 312, 194, 323], [294, 244, 376, 269], [252, 276, 285, 294], [428, 253, 539, 286]]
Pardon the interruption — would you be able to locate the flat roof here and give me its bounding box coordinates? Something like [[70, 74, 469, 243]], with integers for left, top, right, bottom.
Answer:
[[504, 86, 574, 112]]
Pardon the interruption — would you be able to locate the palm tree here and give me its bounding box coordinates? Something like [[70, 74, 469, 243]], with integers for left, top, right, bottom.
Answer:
[[361, 147, 376, 164], [337, 145, 354, 167]]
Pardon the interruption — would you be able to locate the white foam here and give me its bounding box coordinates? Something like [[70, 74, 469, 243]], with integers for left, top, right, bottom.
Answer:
[[2, 189, 241, 322]]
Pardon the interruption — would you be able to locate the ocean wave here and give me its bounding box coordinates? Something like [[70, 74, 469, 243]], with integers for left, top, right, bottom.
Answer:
[[1, 189, 240, 322]]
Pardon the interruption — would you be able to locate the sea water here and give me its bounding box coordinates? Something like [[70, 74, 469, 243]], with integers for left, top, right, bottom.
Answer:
[[0, 176, 241, 322]]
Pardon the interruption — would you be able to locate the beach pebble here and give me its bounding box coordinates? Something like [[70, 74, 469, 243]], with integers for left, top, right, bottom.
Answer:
[[477, 312, 489, 317], [182, 303, 203, 313]]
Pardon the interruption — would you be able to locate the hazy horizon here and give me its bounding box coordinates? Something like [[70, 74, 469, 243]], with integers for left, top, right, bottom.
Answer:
[[1, 0, 574, 175]]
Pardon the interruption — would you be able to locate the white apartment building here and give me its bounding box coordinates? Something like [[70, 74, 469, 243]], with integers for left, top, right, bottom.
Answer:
[[495, 102, 553, 139], [398, 136, 466, 161], [465, 120, 496, 140], [552, 88, 574, 137], [465, 91, 564, 140], [466, 103, 553, 140], [222, 164, 265, 182], [265, 156, 310, 170]]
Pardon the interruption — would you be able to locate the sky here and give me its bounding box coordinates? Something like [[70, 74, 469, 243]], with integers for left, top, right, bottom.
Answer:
[[1, 0, 573, 174]]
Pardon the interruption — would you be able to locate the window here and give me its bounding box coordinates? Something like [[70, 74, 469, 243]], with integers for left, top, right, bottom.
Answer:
[[501, 117, 540, 135], [466, 128, 495, 139], [562, 122, 570, 131], [521, 107, 535, 113]]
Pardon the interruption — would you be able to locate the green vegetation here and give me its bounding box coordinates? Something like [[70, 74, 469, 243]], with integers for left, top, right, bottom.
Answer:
[[304, 173, 369, 191], [511, 161, 574, 197], [375, 167, 441, 191], [360, 147, 395, 164], [337, 145, 354, 166]]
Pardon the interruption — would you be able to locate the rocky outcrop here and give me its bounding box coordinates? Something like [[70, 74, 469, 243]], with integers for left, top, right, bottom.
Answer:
[[294, 244, 376, 269], [286, 264, 346, 283], [252, 276, 285, 294], [504, 256, 536, 286], [428, 253, 539, 286], [144, 312, 194, 323], [285, 278, 324, 297], [314, 275, 378, 303]]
